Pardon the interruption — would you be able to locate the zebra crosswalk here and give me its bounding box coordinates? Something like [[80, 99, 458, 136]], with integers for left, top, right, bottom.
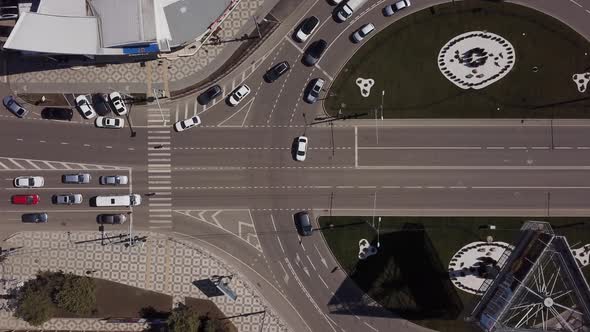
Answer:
[[147, 122, 173, 229]]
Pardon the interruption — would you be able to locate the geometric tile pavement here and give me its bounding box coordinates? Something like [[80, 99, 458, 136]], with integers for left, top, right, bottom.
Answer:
[[6, 0, 266, 91], [0, 231, 289, 332]]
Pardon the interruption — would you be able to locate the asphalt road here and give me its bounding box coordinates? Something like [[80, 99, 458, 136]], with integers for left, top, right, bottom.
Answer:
[[2, 0, 590, 331]]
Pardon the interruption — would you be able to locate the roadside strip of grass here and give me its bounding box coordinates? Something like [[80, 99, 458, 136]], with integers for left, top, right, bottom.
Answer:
[[319, 216, 590, 332]]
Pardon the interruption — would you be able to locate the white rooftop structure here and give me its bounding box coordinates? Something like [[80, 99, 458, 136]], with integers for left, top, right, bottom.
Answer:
[[4, 0, 236, 55]]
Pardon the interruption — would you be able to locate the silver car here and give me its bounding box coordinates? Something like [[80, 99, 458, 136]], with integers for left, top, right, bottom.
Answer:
[[304, 78, 325, 104], [3, 96, 28, 118], [62, 173, 91, 184], [53, 194, 83, 205], [99, 175, 129, 185]]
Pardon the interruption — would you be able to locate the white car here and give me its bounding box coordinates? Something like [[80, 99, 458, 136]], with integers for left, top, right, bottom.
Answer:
[[174, 116, 201, 132], [99, 175, 129, 185], [352, 23, 375, 43], [227, 85, 251, 106], [295, 136, 308, 162], [14, 176, 44, 188], [75, 95, 97, 119], [108, 92, 128, 116], [294, 16, 319, 43], [330, 0, 344, 4], [95, 116, 124, 129], [383, 0, 411, 16]]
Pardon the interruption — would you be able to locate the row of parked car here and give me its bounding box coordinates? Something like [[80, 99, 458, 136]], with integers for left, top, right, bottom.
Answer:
[[2, 92, 129, 129], [21, 212, 127, 224], [13, 173, 131, 224], [11, 173, 128, 204]]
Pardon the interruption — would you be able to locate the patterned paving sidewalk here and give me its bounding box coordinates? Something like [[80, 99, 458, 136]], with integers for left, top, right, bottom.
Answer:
[[6, 0, 265, 93], [0, 231, 289, 332]]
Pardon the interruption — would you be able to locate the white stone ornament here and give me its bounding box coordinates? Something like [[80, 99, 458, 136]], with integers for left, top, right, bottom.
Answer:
[[356, 78, 374, 97], [572, 244, 590, 267], [358, 239, 377, 260], [572, 72, 590, 93], [438, 31, 516, 90]]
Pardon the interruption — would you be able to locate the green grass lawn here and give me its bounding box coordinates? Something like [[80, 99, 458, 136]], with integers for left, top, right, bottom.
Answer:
[[325, 1, 590, 119], [318, 216, 590, 332]]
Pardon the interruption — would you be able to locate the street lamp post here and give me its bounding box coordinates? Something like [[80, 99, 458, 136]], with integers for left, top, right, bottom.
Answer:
[[380, 90, 384, 120], [377, 217, 381, 248]]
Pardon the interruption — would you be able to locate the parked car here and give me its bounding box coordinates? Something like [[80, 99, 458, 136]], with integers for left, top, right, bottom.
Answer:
[[351, 23, 375, 43], [95, 116, 124, 129], [99, 175, 129, 185], [0, 6, 18, 20], [12, 194, 40, 205], [3, 96, 28, 118], [264, 61, 291, 83], [304, 78, 325, 104], [302, 39, 327, 66], [294, 16, 319, 42], [96, 214, 127, 224], [62, 173, 91, 184], [174, 116, 201, 132], [41, 107, 73, 121], [295, 136, 308, 162], [75, 95, 97, 119], [294, 211, 313, 236], [197, 85, 222, 105], [383, 0, 411, 16], [227, 85, 251, 106], [53, 194, 83, 205], [14, 176, 44, 188], [108, 92, 128, 115], [22, 213, 48, 223]]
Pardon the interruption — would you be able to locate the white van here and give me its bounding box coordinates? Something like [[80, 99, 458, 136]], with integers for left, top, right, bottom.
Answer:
[[95, 194, 142, 207]]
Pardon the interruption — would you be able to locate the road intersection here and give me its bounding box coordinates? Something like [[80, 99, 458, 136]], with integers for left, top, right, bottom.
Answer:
[[2, 0, 590, 331]]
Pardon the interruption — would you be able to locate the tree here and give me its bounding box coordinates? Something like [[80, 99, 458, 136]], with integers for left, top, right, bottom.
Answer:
[[55, 275, 96, 315], [14, 279, 54, 326], [167, 303, 200, 332], [200, 317, 222, 332]]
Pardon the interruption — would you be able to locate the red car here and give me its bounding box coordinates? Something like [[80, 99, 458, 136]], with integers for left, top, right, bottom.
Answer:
[[12, 194, 40, 205]]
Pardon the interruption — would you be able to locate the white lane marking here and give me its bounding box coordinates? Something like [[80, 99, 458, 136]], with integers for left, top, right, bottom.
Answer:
[[354, 126, 358, 168], [364, 322, 378, 332], [285, 36, 304, 53], [315, 64, 334, 81], [285, 258, 337, 332], [25, 160, 41, 169], [570, 0, 583, 7], [270, 214, 277, 231], [8, 159, 24, 169], [277, 237, 285, 254], [278, 260, 289, 284], [318, 274, 329, 289], [148, 130, 170, 134], [306, 255, 317, 271]]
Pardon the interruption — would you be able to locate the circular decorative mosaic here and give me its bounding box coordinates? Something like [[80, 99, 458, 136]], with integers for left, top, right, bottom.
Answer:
[[448, 241, 514, 295], [438, 31, 516, 90]]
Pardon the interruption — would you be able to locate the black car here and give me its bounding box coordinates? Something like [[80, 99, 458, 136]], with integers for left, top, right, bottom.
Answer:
[[294, 211, 313, 236], [197, 85, 222, 105], [96, 214, 127, 224], [41, 107, 74, 121], [302, 39, 327, 66], [264, 61, 291, 83], [22, 213, 48, 223]]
